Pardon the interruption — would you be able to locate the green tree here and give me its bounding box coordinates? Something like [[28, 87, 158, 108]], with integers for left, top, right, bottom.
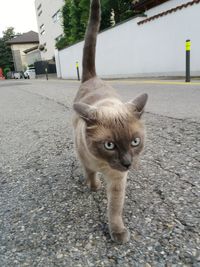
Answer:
[[55, 36, 69, 50], [79, 0, 90, 33], [56, 0, 135, 50], [0, 27, 15, 70], [55, 0, 71, 50], [100, 0, 112, 30], [103, 0, 134, 24], [62, 0, 72, 43], [70, 0, 83, 43]]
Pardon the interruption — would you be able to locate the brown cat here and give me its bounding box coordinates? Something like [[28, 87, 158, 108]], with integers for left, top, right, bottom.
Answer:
[[73, 0, 148, 244]]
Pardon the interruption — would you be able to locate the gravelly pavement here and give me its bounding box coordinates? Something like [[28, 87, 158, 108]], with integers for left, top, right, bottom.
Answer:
[[0, 79, 200, 267]]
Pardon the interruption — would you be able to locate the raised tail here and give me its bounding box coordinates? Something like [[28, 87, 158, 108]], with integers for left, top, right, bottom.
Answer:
[[82, 0, 101, 83]]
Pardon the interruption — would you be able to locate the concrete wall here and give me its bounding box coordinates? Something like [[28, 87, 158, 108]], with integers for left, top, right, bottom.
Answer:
[[35, 0, 64, 60], [12, 50, 22, 72], [55, 0, 200, 79], [26, 50, 42, 66], [11, 43, 39, 71]]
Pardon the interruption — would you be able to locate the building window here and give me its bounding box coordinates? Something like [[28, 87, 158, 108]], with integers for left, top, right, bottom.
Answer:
[[37, 3, 42, 11], [52, 10, 61, 23], [38, 10, 42, 17], [40, 30, 45, 35], [40, 24, 44, 30]]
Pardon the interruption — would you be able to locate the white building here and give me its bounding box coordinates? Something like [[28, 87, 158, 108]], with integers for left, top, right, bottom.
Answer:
[[55, 0, 200, 79], [7, 31, 40, 71], [35, 0, 64, 60]]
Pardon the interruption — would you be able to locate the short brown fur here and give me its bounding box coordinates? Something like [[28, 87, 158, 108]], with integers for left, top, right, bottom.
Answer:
[[73, 0, 148, 244]]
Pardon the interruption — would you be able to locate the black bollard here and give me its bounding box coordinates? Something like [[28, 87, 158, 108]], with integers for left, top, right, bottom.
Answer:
[[45, 67, 48, 80], [185, 40, 191, 83], [76, 61, 80, 81]]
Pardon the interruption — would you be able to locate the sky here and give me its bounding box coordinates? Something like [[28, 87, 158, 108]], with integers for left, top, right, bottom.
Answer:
[[0, 0, 38, 37]]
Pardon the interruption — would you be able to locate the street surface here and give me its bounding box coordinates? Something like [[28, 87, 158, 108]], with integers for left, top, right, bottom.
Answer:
[[0, 79, 200, 266]]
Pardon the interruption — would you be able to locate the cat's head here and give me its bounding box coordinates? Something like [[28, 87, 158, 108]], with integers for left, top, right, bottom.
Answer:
[[74, 94, 148, 172]]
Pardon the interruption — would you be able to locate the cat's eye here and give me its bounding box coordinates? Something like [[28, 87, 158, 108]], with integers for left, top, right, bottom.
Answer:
[[104, 141, 115, 150], [131, 137, 141, 147]]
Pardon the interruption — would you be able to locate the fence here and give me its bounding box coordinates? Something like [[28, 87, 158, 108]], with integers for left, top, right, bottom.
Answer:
[[34, 60, 57, 75]]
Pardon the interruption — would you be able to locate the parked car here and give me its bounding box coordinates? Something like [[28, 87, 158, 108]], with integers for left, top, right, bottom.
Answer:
[[24, 67, 36, 79], [13, 72, 23, 79], [23, 71, 30, 79]]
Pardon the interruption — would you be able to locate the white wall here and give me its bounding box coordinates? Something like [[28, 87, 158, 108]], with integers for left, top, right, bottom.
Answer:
[[56, 0, 200, 79]]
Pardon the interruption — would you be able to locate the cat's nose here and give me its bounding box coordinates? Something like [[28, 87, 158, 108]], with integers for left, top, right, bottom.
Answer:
[[121, 155, 132, 169], [121, 162, 131, 169]]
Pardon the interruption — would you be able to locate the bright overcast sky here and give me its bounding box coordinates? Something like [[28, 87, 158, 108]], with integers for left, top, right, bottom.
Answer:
[[0, 0, 38, 37]]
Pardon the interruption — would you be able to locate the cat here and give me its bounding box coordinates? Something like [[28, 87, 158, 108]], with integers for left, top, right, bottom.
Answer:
[[73, 0, 148, 244]]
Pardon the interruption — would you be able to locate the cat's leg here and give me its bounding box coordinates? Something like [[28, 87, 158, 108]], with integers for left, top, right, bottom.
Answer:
[[76, 147, 101, 191], [84, 167, 101, 192], [106, 171, 130, 244]]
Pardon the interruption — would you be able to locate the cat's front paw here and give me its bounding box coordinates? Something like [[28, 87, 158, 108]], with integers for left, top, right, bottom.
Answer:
[[86, 178, 101, 192], [110, 228, 130, 244]]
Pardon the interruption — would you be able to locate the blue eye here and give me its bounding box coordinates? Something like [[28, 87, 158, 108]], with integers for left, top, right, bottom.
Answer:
[[104, 141, 115, 150], [131, 137, 141, 147]]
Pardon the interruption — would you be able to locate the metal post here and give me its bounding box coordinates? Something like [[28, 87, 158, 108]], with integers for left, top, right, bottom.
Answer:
[[76, 61, 80, 81], [185, 39, 191, 83], [45, 67, 48, 80]]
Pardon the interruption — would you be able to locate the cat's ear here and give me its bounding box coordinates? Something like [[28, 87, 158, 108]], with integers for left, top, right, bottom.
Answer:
[[126, 93, 148, 118], [73, 102, 97, 123]]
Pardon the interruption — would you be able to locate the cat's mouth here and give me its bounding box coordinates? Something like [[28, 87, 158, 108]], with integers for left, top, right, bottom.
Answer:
[[110, 163, 131, 172]]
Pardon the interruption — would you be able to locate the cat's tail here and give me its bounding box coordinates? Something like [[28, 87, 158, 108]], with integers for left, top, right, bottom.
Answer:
[[82, 0, 101, 83]]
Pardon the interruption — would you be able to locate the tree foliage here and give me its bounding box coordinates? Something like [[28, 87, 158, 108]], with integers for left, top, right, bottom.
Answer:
[[106, 0, 134, 23], [0, 27, 16, 70], [56, 0, 135, 50]]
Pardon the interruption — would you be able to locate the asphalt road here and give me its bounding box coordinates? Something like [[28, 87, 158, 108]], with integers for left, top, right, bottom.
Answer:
[[0, 79, 200, 266]]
